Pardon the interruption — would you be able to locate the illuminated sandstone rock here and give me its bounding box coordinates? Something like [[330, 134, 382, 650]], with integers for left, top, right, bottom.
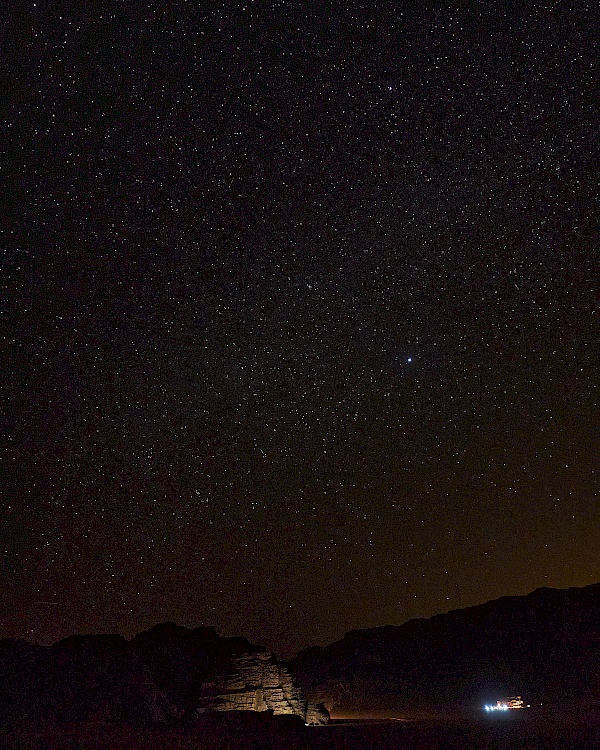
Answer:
[[198, 651, 328, 724]]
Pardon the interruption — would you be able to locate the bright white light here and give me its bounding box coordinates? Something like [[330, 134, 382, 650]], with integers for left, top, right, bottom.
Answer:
[[407, 357, 412, 363]]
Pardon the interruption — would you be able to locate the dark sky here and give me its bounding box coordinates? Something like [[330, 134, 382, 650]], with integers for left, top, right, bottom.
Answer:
[[3, 1, 598, 657]]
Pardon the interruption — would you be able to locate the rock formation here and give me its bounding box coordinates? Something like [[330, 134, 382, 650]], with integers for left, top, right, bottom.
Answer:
[[131, 622, 265, 714], [0, 624, 328, 730], [197, 651, 329, 724]]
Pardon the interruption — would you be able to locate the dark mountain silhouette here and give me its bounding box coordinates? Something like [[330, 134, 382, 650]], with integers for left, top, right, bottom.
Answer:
[[0, 625, 264, 729], [289, 584, 600, 715], [1, 585, 599, 749]]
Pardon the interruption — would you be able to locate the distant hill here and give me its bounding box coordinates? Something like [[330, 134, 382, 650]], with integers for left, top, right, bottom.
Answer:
[[289, 584, 600, 716]]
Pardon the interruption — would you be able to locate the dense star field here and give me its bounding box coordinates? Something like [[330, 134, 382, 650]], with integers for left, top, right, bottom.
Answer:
[[3, 1, 598, 656]]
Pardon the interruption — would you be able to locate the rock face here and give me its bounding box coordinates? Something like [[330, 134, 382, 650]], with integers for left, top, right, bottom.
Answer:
[[305, 699, 331, 725], [198, 651, 329, 724], [131, 622, 265, 714], [290, 583, 600, 717]]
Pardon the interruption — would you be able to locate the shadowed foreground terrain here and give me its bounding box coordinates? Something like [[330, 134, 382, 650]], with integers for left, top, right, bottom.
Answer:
[[2, 713, 600, 750]]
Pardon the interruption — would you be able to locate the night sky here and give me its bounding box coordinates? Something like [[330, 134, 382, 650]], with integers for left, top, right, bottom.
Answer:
[[3, 1, 598, 657]]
